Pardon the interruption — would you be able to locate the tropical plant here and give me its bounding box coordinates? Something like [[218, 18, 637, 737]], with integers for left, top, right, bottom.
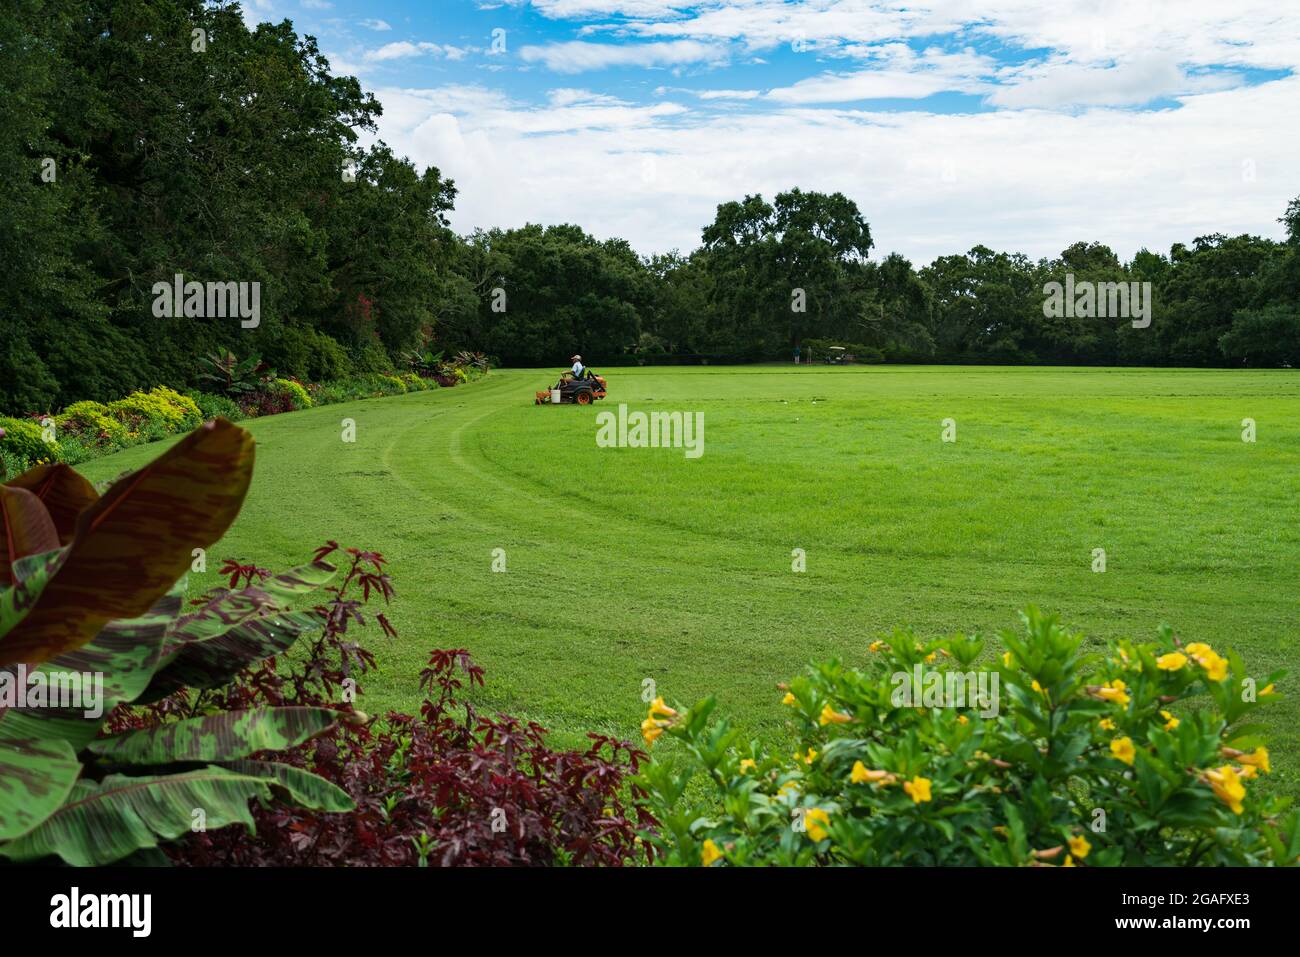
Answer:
[[637, 608, 1294, 867], [198, 350, 266, 398], [0, 420, 356, 865]]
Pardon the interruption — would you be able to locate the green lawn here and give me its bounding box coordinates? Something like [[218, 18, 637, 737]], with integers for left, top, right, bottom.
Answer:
[[78, 366, 1300, 796]]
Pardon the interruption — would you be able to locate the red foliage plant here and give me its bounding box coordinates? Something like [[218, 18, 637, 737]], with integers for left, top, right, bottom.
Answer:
[[114, 541, 652, 866]]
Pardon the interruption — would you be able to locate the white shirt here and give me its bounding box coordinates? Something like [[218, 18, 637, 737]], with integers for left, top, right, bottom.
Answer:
[[572, 362, 584, 376]]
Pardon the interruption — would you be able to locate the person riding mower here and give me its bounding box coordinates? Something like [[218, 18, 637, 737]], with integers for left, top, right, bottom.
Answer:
[[534, 366, 608, 404]]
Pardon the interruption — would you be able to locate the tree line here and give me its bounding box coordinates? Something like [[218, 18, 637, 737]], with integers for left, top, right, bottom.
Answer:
[[4, 0, 1298, 413]]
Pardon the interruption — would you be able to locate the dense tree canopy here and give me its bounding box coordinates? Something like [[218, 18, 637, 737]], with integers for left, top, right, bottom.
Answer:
[[2, 0, 1297, 414]]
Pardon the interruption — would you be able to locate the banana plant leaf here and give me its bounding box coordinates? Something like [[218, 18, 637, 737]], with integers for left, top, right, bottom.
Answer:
[[140, 609, 325, 703], [223, 758, 353, 812], [0, 550, 65, 639], [0, 418, 254, 669], [166, 560, 337, 644], [3, 464, 99, 545], [87, 706, 342, 764], [0, 736, 80, 841], [134, 560, 337, 701], [0, 486, 60, 586], [1, 584, 185, 751], [0, 767, 284, 865]]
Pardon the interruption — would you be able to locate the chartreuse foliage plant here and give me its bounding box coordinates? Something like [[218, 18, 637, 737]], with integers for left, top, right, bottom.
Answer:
[[637, 608, 1292, 866], [0, 420, 355, 865]]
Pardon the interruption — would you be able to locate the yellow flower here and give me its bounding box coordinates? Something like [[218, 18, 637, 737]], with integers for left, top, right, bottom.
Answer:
[[1259, 683, 1275, 697], [1238, 764, 1258, 780], [777, 781, 800, 797], [869, 640, 885, 652], [1002, 651, 1014, 668], [782, 692, 797, 706], [956, 714, 969, 725], [641, 716, 665, 745], [701, 839, 723, 866], [925, 652, 937, 664], [903, 776, 933, 803], [739, 758, 757, 774], [1062, 855, 1075, 867], [1205, 765, 1246, 815], [1110, 736, 1136, 766], [1184, 644, 1229, 682], [1096, 679, 1130, 707], [1238, 747, 1270, 774], [641, 696, 679, 745], [1031, 679, 1045, 695], [850, 761, 894, 785], [818, 703, 852, 726], [1156, 652, 1187, 671], [1099, 717, 1116, 731], [795, 747, 818, 765], [648, 696, 677, 719], [1200, 652, 1229, 682], [1068, 834, 1091, 859], [804, 808, 830, 842], [1160, 710, 1180, 731]]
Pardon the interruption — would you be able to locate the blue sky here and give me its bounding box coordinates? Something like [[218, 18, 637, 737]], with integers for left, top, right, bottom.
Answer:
[[244, 1, 1299, 263]]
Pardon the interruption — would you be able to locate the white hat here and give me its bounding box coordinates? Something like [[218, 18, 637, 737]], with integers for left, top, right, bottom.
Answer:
[[571, 355, 582, 361]]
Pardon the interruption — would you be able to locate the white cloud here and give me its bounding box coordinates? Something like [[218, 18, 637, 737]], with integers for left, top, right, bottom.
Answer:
[[365, 41, 469, 63], [519, 39, 725, 72], [696, 89, 760, 100], [360, 18, 392, 31], [768, 45, 996, 103], [370, 74, 1300, 263], [301, 0, 332, 9]]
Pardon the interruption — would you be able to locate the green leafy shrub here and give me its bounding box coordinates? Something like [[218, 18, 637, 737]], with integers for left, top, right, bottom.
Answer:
[[273, 378, 313, 410], [150, 386, 203, 428], [262, 326, 352, 382], [399, 373, 429, 391], [0, 417, 60, 471], [188, 390, 245, 422], [107, 387, 196, 434], [351, 343, 394, 375], [54, 401, 130, 450], [378, 374, 408, 395], [638, 608, 1292, 867]]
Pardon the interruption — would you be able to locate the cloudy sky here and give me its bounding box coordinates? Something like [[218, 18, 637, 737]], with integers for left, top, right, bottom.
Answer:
[[248, 0, 1299, 264]]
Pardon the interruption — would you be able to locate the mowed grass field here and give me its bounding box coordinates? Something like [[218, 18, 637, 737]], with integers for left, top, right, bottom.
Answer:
[[79, 366, 1300, 796]]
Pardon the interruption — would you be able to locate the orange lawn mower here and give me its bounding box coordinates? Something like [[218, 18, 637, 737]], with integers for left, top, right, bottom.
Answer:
[[534, 370, 608, 405]]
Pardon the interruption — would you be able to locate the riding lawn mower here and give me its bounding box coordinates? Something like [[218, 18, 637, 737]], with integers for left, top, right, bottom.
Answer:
[[535, 370, 608, 405]]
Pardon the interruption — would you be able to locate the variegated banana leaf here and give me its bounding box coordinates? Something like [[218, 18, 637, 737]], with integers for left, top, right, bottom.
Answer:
[[88, 706, 342, 764], [221, 759, 353, 812], [135, 560, 337, 701], [140, 609, 325, 703], [0, 549, 65, 639], [3, 463, 99, 545], [1, 583, 185, 751], [0, 765, 342, 866], [0, 736, 80, 841], [0, 418, 254, 669], [167, 560, 338, 644], [0, 486, 61, 586]]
